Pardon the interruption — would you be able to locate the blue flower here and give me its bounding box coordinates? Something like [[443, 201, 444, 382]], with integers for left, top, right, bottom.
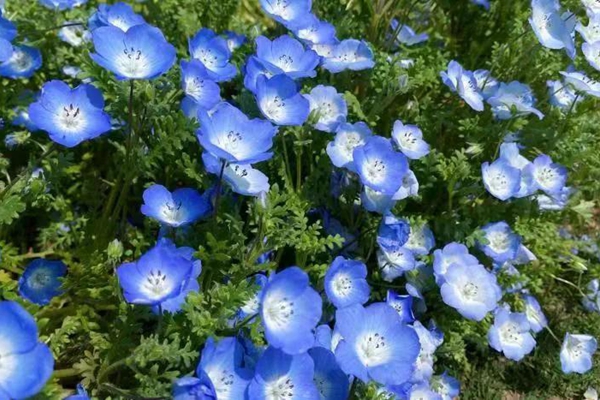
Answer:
[[304, 85, 347, 132], [529, 0, 576, 59], [561, 333, 597, 374], [0, 301, 54, 399], [91, 24, 176, 80], [202, 151, 270, 197], [248, 346, 320, 399], [481, 159, 521, 201], [583, 41, 600, 71], [240, 274, 268, 318], [393, 169, 419, 201], [431, 372, 461, 400], [260, 267, 322, 354], [322, 39, 375, 73], [173, 373, 217, 400], [405, 223, 435, 256], [410, 321, 444, 383], [560, 70, 600, 97], [480, 221, 522, 263], [361, 186, 396, 214], [334, 303, 420, 385], [582, 279, 600, 313], [354, 136, 409, 195], [324, 256, 370, 309], [28, 80, 112, 148], [39, 0, 86, 10], [576, 11, 600, 43], [223, 30, 246, 52], [197, 103, 277, 164], [488, 308, 536, 361], [189, 28, 237, 82], [439, 262, 502, 321], [18, 259, 67, 305], [326, 121, 372, 171], [308, 347, 349, 400], [391, 120, 430, 160], [116, 239, 196, 306], [197, 337, 253, 400], [440, 60, 484, 111], [259, 0, 312, 27], [0, 12, 17, 42], [58, 24, 91, 47], [377, 215, 410, 253], [531, 154, 567, 195], [498, 143, 536, 198], [406, 383, 443, 400], [547, 79, 580, 110], [487, 81, 544, 120], [433, 243, 480, 283], [473, 69, 500, 99], [472, 0, 490, 10], [255, 35, 319, 79], [181, 60, 221, 110], [377, 246, 416, 281], [292, 14, 337, 45], [386, 290, 415, 323], [523, 294, 547, 333], [89, 2, 146, 32], [0, 45, 42, 79], [0, 37, 12, 63], [389, 20, 429, 46], [64, 384, 90, 400], [255, 74, 310, 126], [153, 247, 201, 315]]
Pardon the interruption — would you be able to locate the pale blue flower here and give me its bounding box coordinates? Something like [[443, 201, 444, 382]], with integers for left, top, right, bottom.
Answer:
[[560, 333, 597, 374], [488, 308, 536, 361]]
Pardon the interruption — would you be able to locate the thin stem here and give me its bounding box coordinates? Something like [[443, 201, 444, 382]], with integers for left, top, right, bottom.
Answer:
[[213, 160, 227, 218], [98, 358, 130, 384], [280, 133, 293, 190], [550, 274, 586, 297], [52, 368, 80, 379], [22, 22, 84, 37]]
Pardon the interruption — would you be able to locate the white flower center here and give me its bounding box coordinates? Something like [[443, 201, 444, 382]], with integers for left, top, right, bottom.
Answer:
[[365, 159, 386, 183], [28, 269, 52, 289], [143, 269, 169, 297], [331, 273, 352, 298], [185, 77, 206, 99], [161, 201, 183, 224], [356, 332, 390, 366], [118, 46, 150, 78], [500, 322, 522, 344], [275, 54, 294, 72], [461, 282, 479, 300], [487, 231, 510, 253], [57, 103, 85, 132], [262, 95, 285, 120], [265, 295, 294, 328], [265, 375, 295, 400], [10, 48, 33, 72]]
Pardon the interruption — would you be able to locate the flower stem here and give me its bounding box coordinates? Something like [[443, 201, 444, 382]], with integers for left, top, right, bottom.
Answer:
[[213, 160, 227, 219]]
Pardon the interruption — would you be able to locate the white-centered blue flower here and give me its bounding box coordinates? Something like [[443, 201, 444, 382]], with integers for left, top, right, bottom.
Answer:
[[479, 221, 522, 263], [498, 142, 536, 198], [324, 256, 370, 309], [410, 321, 444, 383], [334, 303, 421, 386], [88, 2, 146, 32], [405, 223, 435, 256], [18, 259, 67, 305], [180, 60, 221, 110], [377, 246, 416, 282], [292, 14, 337, 45], [393, 169, 420, 201], [58, 23, 91, 47], [304, 85, 347, 132], [576, 11, 600, 43], [259, 0, 312, 27], [431, 372, 461, 400], [255, 74, 310, 126], [189, 28, 237, 82], [560, 69, 600, 97], [255, 35, 319, 79], [260, 267, 322, 354], [308, 347, 349, 400], [386, 290, 415, 323], [354, 136, 409, 195], [531, 154, 567, 195], [322, 39, 375, 73], [547, 78, 580, 110], [482, 159, 521, 201], [202, 151, 271, 197], [391, 120, 430, 160], [327, 121, 372, 172], [529, 0, 576, 59], [488, 308, 536, 361], [473, 69, 500, 99], [487, 81, 544, 120], [439, 262, 502, 321], [389, 19, 429, 46], [141, 184, 212, 227], [433, 242, 480, 284], [523, 294, 548, 333], [560, 333, 597, 374], [0, 45, 42, 79], [440, 60, 484, 112]]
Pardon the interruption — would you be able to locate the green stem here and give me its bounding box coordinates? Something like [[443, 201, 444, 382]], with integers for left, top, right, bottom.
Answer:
[[550, 274, 586, 297], [52, 368, 80, 379], [98, 358, 130, 384], [280, 132, 293, 190], [213, 160, 227, 219]]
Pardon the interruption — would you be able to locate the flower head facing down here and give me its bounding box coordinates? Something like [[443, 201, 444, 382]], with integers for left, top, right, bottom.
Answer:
[[440, 60, 484, 111], [116, 239, 197, 306], [523, 294, 548, 333], [322, 39, 375, 73], [529, 0, 575, 59], [18, 259, 67, 305], [324, 256, 370, 309], [353, 136, 409, 195], [390, 20, 429, 46], [88, 2, 146, 32], [90, 24, 176, 80], [0, 301, 55, 399], [334, 303, 421, 385], [198, 103, 277, 164], [560, 333, 597, 374], [259, 0, 312, 27], [488, 308, 536, 361], [141, 184, 212, 227], [304, 85, 348, 132], [28, 80, 112, 148], [260, 267, 322, 354], [309, 346, 349, 400]]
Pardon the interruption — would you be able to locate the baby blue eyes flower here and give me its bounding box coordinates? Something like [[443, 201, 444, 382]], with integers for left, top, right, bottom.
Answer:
[[0, 12, 16, 42], [547, 79, 580, 110], [39, 0, 86, 10], [433, 243, 481, 283], [410, 320, 443, 383], [18, 259, 67, 305], [326, 121, 372, 171], [198, 102, 278, 164], [255, 35, 319, 79], [439, 262, 502, 321], [560, 333, 597, 374], [431, 372, 461, 400], [197, 337, 253, 400], [488, 308, 536, 361], [181, 60, 222, 110], [389, 20, 429, 46], [324, 256, 370, 309], [377, 215, 410, 251], [58, 24, 91, 47], [487, 81, 544, 120], [189, 28, 237, 82], [386, 290, 415, 323], [440, 60, 484, 111], [240, 274, 268, 318], [89, 2, 146, 32], [536, 186, 572, 210], [473, 69, 500, 99], [560, 70, 600, 97], [377, 245, 416, 281], [0, 301, 54, 399], [223, 30, 246, 52], [582, 41, 600, 71], [260, 266, 322, 354], [0, 45, 42, 79], [353, 136, 409, 195], [255, 74, 310, 126], [481, 159, 521, 201], [406, 383, 443, 400], [249, 346, 320, 400], [531, 154, 567, 195], [523, 294, 547, 333], [576, 12, 600, 43], [322, 39, 375, 73], [292, 14, 337, 45], [28, 80, 112, 148], [141, 184, 212, 227], [304, 85, 347, 132], [173, 373, 217, 400], [479, 221, 522, 263], [405, 223, 435, 256], [259, 0, 312, 27], [91, 24, 176, 80], [334, 303, 421, 386], [391, 120, 430, 160], [529, 0, 576, 59], [202, 151, 270, 197], [116, 239, 197, 306], [308, 347, 350, 400]]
